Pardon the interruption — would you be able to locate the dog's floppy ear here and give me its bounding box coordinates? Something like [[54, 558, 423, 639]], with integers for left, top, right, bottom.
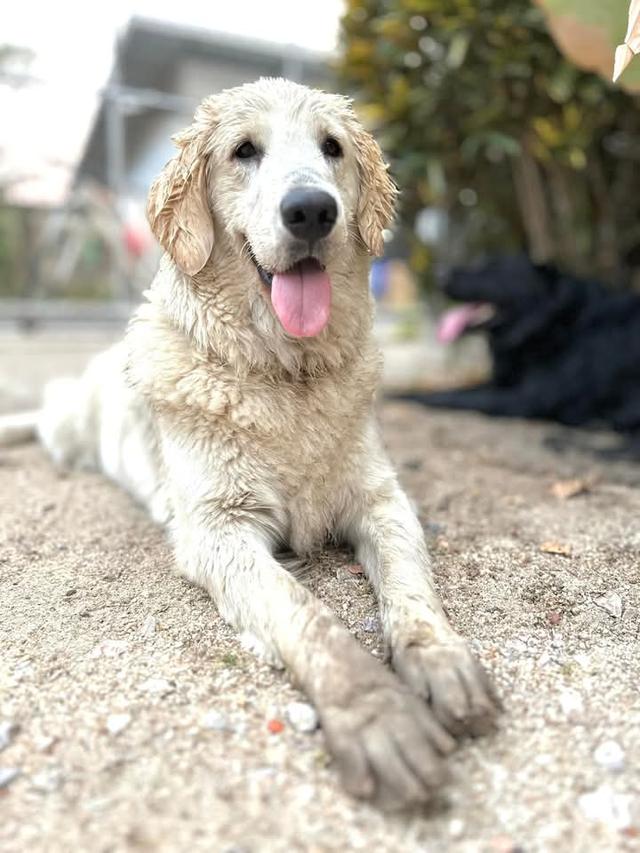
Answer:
[[147, 122, 214, 276], [353, 127, 398, 256]]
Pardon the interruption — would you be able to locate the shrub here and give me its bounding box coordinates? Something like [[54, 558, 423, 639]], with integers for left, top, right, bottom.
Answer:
[[337, 0, 640, 287]]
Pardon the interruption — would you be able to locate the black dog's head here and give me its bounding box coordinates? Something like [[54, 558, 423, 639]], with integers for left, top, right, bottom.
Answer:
[[437, 255, 586, 352]]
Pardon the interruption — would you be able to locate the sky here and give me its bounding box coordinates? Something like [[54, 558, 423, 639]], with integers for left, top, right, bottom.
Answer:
[[0, 0, 344, 205]]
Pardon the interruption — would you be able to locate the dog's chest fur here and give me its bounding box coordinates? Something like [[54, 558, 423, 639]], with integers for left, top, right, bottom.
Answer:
[[126, 287, 382, 551]]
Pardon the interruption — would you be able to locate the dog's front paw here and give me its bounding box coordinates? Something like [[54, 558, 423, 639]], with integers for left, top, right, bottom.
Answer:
[[392, 639, 501, 738], [320, 666, 456, 811]]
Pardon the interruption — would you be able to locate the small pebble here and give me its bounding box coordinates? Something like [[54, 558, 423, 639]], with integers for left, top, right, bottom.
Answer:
[[0, 767, 20, 789], [34, 735, 56, 753], [31, 768, 62, 793], [488, 836, 520, 853], [13, 662, 33, 682], [448, 818, 465, 838], [579, 784, 633, 830], [559, 689, 584, 720], [139, 677, 175, 696], [141, 615, 157, 636], [91, 639, 129, 659], [106, 713, 131, 735], [0, 721, 19, 752], [361, 616, 380, 633], [252, 765, 277, 780], [594, 592, 623, 619], [202, 710, 232, 732], [594, 740, 625, 772], [285, 702, 319, 733]]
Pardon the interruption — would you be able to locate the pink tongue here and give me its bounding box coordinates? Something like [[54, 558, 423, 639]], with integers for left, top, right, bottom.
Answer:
[[437, 304, 483, 343], [271, 259, 331, 338]]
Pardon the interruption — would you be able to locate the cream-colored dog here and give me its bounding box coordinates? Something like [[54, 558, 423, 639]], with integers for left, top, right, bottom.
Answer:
[[2, 79, 499, 810]]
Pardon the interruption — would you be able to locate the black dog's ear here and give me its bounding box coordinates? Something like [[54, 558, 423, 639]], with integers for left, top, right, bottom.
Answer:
[[531, 260, 560, 288], [500, 266, 579, 348]]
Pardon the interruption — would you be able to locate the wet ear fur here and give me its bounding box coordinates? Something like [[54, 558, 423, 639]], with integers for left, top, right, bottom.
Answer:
[[353, 126, 398, 256], [146, 122, 214, 276]]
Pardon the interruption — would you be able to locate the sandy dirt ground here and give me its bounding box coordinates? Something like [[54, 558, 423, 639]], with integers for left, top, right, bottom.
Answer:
[[1, 334, 639, 852]]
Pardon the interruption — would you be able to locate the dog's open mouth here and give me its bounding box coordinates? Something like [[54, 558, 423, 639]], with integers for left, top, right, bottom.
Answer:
[[249, 248, 331, 339], [437, 303, 496, 344]]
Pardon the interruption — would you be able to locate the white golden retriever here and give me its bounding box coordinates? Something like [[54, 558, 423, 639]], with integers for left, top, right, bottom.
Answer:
[[2, 79, 499, 810]]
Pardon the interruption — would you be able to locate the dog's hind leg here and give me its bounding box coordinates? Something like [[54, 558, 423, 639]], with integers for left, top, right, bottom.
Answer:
[[0, 411, 39, 447], [395, 384, 530, 416], [0, 374, 98, 461]]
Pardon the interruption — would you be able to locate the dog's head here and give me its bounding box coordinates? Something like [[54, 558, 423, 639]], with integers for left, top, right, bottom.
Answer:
[[146, 78, 396, 340], [437, 255, 580, 351]]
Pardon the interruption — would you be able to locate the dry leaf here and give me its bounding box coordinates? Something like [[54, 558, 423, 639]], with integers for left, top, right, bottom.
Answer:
[[540, 540, 573, 557], [613, 0, 640, 81], [550, 478, 590, 500]]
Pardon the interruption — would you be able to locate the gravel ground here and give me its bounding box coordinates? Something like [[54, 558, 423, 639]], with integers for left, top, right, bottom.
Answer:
[[1, 337, 640, 852]]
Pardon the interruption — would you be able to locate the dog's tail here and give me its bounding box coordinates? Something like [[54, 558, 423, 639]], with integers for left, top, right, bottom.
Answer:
[[0, 410, 40, 447]]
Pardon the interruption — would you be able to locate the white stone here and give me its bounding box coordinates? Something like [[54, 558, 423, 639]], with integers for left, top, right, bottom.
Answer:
[[594, 592, 623, 618], [578, 785, 633, 830], [31, 768, 62, 792], [202, 710, 232, 732], [106, 713, 131, 735], [448, 818, 465, 838], [141, 615, 157, 636], [139, 677, 175, 695], [285, 702, 319, 733], [594, 740, 625, 772], [34, 735, 56, 752], [559, 689, 584, 719], [0, 767, 20, 788], [91, 639, 129, 659], [0, 721, 19, 752]]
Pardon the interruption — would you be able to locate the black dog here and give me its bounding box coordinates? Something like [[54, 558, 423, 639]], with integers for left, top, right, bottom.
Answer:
[[401, 256, 640, 432]]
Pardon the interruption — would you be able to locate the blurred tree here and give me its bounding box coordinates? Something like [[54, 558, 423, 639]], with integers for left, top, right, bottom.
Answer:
[[337, 0, 640, 287]]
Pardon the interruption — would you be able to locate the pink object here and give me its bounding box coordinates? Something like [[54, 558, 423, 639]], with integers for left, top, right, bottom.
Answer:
[[271, 258, 331, 338], [437, 304, 482, 343], [123, 225, 148, 259]]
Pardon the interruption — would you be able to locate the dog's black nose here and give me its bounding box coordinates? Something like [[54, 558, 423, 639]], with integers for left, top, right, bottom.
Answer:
[[280, 188, 338, 243]]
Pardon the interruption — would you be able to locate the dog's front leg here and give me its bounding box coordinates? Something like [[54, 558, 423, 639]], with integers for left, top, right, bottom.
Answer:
[[345, 458, 500, 738], [170, 510, 458, 810]]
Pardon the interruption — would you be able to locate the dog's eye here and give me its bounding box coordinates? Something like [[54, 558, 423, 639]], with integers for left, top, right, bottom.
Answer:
[[235, 141, 258, 160], [322, 136, 343, 159]]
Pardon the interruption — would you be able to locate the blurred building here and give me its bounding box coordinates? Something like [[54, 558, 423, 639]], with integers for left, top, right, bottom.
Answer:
[[1, 17, 329, 307], [76, 17, 328, 203]]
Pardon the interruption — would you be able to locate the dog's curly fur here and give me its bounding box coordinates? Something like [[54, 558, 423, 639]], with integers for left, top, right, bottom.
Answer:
[[2, 79, 499, 810]]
